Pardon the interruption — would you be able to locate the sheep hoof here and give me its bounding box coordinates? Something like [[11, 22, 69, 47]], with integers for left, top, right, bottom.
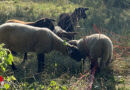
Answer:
[[11, 62, 17, 70], [12, 66, 17, 70]]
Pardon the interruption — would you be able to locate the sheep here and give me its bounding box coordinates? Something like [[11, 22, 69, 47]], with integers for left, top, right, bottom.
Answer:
[[58, 7, 89, 39], [7, 18, 55, 63], [68, 34, 113, 71], [0, 23, 82, 72], [7, 18, 55, 31]]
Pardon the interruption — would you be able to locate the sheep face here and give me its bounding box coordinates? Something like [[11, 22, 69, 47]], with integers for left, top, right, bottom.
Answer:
[[34, 18, 55, 31], [74, 7, 89, 19], [68, 46, 82, 61]]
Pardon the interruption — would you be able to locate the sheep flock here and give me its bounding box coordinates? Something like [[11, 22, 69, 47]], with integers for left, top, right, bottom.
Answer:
[[0, 7, 113, 74]]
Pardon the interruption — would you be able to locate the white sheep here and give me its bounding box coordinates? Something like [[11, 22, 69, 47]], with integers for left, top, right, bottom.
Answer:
[[6, 18, 56, 63], [0, 23, 82, 72], [68, 34, 113, 71]]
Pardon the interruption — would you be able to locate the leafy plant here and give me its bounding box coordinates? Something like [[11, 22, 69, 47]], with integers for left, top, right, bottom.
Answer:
[[0, 43, 13, 72], [0, 44, 16, 89], [47, 80, 67, 90]]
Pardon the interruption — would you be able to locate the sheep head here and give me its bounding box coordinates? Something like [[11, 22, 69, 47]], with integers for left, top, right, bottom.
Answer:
[[34, 18, 55, 31], [74, 7, 89, 19], [67, 45, 82, 61]]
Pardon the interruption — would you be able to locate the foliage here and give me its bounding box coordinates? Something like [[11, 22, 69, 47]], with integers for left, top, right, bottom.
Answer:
[[0, 44, 16, 89], [47, 80, 67, 90], [0, 44, 13, 72]]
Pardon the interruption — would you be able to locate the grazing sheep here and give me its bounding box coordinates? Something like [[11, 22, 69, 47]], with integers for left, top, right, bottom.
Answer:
[[0, 23, 82, 72], [58, 7, 89, 39], [54, 26, 78, 40], [7, 18, 55, 63], [68, 34, 113, 71]]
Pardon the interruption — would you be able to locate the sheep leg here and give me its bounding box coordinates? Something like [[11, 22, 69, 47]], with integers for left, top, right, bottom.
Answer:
[[100, 55, 110, 71], [90, 59, 97, 69], [24, 53, 27, 61], [90, 58, 98, 73], [11, 62, 17, 70], [37, 53, 45, 73], [7, 51, 17, 70], [21, 53, 27, 64]]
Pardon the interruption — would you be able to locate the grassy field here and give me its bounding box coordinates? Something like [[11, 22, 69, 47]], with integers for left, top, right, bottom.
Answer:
[[0, 0, 130, 90], [0, 0, 78, 23]]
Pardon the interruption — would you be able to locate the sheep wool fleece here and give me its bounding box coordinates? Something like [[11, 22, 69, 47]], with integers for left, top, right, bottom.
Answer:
[[78, 34, 113, 64], [0, 23, 67, 54]]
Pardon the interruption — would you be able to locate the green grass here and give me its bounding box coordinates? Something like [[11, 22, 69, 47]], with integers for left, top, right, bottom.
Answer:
[[0, 0, 130, 90], [0, 0, 78, 24]]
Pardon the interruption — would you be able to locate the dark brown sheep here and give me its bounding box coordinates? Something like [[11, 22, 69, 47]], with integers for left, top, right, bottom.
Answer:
[[58, 7, 89, 39], [7, 18, 55, 31]]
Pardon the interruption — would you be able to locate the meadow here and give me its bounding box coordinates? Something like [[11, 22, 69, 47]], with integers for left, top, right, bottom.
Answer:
[[0, 0, 129, 90]]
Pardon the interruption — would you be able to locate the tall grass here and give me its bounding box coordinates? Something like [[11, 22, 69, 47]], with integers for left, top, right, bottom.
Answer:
[[0, 0, 78, 24]]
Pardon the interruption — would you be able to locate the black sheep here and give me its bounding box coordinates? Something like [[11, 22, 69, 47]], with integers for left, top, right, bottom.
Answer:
[[58, 7, 89, 39]]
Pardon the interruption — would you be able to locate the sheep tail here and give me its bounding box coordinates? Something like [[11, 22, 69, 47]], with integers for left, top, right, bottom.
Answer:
[[106, 43, 113, 64]]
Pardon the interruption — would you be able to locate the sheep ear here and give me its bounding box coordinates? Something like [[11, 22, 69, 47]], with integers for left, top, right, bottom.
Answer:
[[67, 46, 82, 61], [84, 8, 89, 10]]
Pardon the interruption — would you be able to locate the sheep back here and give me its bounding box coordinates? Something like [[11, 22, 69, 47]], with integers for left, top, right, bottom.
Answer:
[[0, 23, 54, 53], [7, 18, 55, 31], [78, 34, 113, 62]]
